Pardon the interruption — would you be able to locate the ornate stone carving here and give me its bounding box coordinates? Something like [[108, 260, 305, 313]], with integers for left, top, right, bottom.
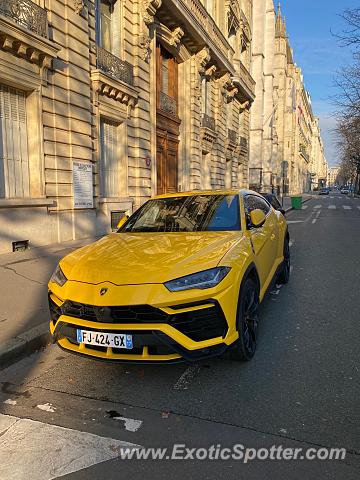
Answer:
[[0, 34, 55, 69], [73, 0, 85, 15], [140, 0, 162, 62], [204, 64, 217, 78], [169, 26, 184, 48], [195, 47, 211, 74], [142, 0, 162, 26], [218, 73, 238, 103], [91, 70, 138, 116], [239, 100, 250, 111]]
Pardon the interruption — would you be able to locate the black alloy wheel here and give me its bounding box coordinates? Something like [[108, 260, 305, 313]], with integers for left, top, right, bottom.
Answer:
[[229, 278, 259, 361], [278, 237, 290, 285]]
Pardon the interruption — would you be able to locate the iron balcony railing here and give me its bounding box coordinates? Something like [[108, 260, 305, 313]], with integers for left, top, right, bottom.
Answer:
[[0, 0, 47, 38], [96, 46, 134, 86], [201, 114, 216, 131], [300, 144, 310, 162], [159, 92, 177, 116], [240, 136, 248, 149]]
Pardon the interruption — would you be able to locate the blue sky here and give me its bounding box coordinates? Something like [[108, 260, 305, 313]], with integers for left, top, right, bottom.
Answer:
[[280, 0, 359, 166]]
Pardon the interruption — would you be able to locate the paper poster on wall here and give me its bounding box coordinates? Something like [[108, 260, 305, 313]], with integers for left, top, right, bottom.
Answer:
[[73, 161, 93, 209]]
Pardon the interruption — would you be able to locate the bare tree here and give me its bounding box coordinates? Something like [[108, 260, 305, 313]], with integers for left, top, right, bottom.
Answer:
[[333, 8, 360, 193]]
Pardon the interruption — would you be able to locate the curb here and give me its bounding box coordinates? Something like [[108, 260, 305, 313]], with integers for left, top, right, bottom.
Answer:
[[285, 196, 313, 213], [0, 322, 50, 370]]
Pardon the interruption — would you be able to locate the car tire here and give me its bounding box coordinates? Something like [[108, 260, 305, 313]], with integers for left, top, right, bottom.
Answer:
[[277, 236, 290, 285], [228, 277, 259, 361]]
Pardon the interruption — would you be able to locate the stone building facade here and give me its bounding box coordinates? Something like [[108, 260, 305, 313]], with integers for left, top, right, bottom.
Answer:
[[249, 3, 327, 195], [0, 0, 255, 253]]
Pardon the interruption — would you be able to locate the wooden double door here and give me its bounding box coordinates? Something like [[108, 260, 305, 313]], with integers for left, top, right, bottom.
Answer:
[[156, 44, 181, 195]]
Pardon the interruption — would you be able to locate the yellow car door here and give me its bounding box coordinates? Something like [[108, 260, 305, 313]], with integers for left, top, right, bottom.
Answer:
[[243, 194, 278, 289]]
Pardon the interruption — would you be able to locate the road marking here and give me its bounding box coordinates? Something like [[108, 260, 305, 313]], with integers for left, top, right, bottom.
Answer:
[[330, 196, 334, 199], [270, 289, 280, 295], [109, 416, 143, 432], [173, 365, 201, 390], [287, 220, 304, 224], [289, 240, 294, 247], [314, 205, 322, 209], [37, 403, 56, 413], [316, 210, 321, 218], [343, 206, 352, 210], [328, 205, 336, 209], [0, 413, 140, 480], [312, 219, 317, 224], [302, 205, 308, 210]]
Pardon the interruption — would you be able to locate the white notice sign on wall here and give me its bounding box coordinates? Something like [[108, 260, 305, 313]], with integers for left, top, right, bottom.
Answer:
[[73, 161, 93, 209]]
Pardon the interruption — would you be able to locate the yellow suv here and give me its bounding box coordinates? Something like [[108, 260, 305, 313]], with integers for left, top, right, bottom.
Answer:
[[49, 190, 290, 363]]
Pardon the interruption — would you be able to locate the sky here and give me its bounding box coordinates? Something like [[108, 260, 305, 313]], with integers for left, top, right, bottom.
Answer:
[[280, 0, 359, 167]]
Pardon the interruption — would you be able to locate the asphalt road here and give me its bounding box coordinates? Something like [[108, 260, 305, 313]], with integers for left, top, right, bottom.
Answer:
[[1, 191, 359, 479]]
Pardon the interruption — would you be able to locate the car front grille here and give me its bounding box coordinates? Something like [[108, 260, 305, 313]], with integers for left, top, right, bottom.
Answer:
[[50, 298, 228, 342], [170, 303, 228, 341], [60, 301, 169, 323]]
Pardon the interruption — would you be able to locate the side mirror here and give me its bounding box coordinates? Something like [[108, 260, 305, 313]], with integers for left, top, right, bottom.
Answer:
[[117, 215, 129, 229], [249, 209, 266, 228]]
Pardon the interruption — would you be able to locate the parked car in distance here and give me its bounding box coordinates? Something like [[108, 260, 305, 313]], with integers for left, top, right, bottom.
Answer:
[[260, 193, 286, 216], [340, 187, 350, 194], [319, 188, 330, 195]]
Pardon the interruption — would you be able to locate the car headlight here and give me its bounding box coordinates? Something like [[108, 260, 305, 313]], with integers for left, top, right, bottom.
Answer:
[[50, 264, 67, 287], [164, 267, 231, 292]]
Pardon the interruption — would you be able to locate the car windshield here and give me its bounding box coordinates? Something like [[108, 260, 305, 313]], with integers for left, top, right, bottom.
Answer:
[[119, 195, 241, 233]]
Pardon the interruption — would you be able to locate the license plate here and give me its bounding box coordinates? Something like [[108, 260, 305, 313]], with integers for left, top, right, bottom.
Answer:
[[76, 330, 133, 349]]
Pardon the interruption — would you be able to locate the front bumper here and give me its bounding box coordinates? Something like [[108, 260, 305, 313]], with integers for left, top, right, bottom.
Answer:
[[48, 283, 239, 363]]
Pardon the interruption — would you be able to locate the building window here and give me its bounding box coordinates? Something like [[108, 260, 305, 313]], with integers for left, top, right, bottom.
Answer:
[[0, 84, 29, 198], [100, 118, 123, 197], [201, 78, 212, 116], [96, 0, 121, 55], [161, 57, 169, 94]]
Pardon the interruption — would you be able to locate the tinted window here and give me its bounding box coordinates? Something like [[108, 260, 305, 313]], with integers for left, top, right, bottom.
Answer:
[[244, 195, 271, 216], [262, 193, 282, 211], [120, 195, 241, 233]]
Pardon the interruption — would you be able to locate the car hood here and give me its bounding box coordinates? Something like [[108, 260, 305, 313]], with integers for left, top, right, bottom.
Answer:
[[60, 232, 243, 285]]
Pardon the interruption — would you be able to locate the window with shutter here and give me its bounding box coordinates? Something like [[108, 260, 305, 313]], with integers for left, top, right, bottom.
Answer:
[[0, 84, 29, 198], [100, 118, 120, 197], [96, 0, 121, 57]]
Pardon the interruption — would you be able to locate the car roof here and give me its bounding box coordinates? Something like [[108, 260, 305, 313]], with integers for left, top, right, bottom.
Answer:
[[152, 189, 258, 200]]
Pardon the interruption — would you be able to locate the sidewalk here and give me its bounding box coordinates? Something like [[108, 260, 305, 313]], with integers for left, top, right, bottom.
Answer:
[[0, 237, 97, 369]]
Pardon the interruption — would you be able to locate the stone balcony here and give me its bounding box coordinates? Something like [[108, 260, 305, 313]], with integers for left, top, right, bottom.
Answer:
[[299, 144, 310, 163], [0, 0, 60, 68], [91, 46, 138, 111], [232, 59, 256, 102], [157, 0, 234, 74]]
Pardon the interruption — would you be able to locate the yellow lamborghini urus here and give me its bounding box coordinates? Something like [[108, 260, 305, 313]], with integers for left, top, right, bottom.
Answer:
[[48, 190, 290, 363]]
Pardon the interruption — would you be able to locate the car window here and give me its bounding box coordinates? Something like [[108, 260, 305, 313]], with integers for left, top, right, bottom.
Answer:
[[120, 195, 241, 232], [244, 195, 271, 216], [261, 193, 281, 211]]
